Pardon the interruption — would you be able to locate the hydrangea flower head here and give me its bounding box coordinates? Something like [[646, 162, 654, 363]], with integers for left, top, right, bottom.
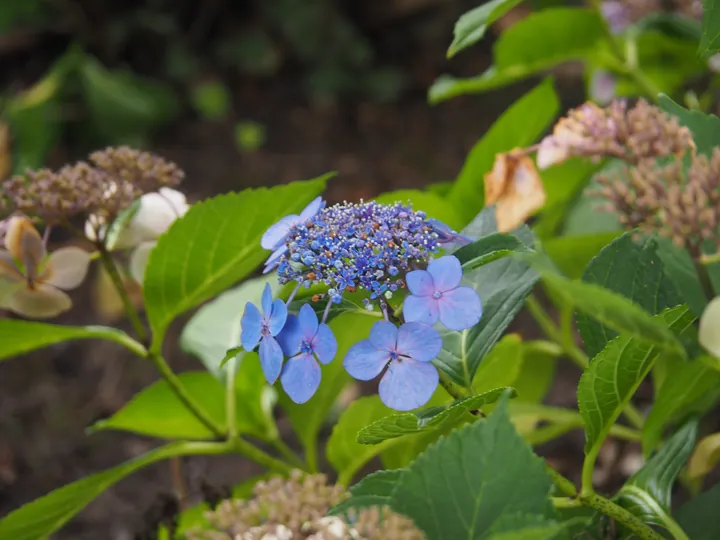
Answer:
[[277, 304, 337, 403], [344, 321, 442, 411], [241, 283, 288, 384], [261, 196, 325, 251], [426, 218, 473, 249], [404, 255, 482, 331]]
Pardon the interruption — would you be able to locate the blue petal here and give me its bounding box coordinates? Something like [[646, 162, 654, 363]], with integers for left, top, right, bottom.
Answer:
[[427, 256, 462, 292], [312, 323, 337, 364], [343, 340, 390, 381], [379, 359, 438, 411], [299, 196, 325, 221], [396, 322, 442, 363], [368, 321, 398, 352], [269, 299, 288, 335], [261, 215, 299, 250], [405, 269, 434, 297], [261, 283, 273, 315], [259, 335, 284, 384], [280, 353, 321, 404], [263, 247, 286, 274], [438, 287, 483, 331], [403, 294, 439, 326], [277, 314, 302, 357], [240, 302, 262, 351], [298, 303, 319, 339]]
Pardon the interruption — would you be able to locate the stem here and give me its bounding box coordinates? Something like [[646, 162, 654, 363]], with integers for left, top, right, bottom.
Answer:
[[226, 359, 239, 441], [97, 244, 148, 343], [694, 257, 716, 301], [438, 371, 468, 401], [620, 486, 691, 540], [230, 438, 293, 474], [526, 294, 588, 369], [270, 439, 306, 470], [305, 438, 319, 473], [169, 457, 189, 510], [147, 351, 225, 439], [546, 464, 577, 497], [580, 492, 665, 540], [552, 497, 582, 509]]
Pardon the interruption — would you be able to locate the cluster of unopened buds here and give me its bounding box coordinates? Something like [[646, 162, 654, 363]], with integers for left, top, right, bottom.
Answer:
[[241, 198, 483, 411]]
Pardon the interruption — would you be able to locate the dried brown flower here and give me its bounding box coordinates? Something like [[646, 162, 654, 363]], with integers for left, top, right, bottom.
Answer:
[[537, 100, 695, 169], [186, 471, 425, 540], [0, 146, 184, 225]]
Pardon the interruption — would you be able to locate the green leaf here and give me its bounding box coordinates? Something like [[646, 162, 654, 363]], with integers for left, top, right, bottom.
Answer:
[[643, 355, 720, 453], [543, 232, 621, 280], [357, 388, 513, 445], [431, 9, 605, 102], [144, 175, 331, 349], [656, 237, 709, 316], [453, 233, 530, 271], [0, 321, 143, 361], [472, 335, 525, 394], [447, 0, 525, 57], [436, 225, 539, 388], [279, 312, 375, 460], [326, 396, 394, 484], [0, 441, 230, 540], [659, 94, 720, 155], [575, 234, 683, 358], [444, 79, 559, 224], [79, 55, 179, 143], [329, 469, 404, 516], [674, 482, 720, 539], [511, 341, 559, 404], [578, 306, 695, 461], [617, 419, 698, 530], [700, 0, 720, 56], [374, 189, 464, 231], [389, 393, 556, 539], [190, 80, 231, 121]]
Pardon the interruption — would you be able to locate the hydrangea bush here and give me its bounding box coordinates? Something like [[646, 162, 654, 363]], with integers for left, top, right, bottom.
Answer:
[[2, 1, 720, 539]]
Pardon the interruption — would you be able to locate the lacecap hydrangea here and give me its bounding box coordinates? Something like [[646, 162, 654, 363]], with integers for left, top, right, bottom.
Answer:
[[240, 197, 482, 411]]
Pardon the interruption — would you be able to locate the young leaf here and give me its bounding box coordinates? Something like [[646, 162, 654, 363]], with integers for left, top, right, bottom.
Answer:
[[0, 441, 230, 540], [444, 79, 559, 223], [453, 233, 530, 271], [389, 393, 557, 539], [576, 234, 683, 358], [447, 0, 525, 57], [326, 396, 394, 484], [329, 469, 405, 516], [674, 482, 720, 540], [279, 312, 375, 465], [578, 306, 695, 465], [357, 388, 513, 445], [0, 320, 143, 361], [700, 0, 720, 56], [659, 94, 720, 155], [143, 175, 331, 349], [374, 189, 463, 230]]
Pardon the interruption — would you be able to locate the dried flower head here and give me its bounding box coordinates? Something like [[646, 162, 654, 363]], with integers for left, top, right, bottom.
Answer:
[[594, 148, 720, 253], [1, 147, 184, 226], [186, 471, 424, 540], [536, 100, 695, 169]]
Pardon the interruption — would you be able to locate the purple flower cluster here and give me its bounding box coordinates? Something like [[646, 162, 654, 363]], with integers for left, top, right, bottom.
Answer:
[[241, 197, 482, 411]]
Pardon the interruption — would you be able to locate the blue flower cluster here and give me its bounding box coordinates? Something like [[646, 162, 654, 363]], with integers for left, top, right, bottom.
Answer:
[[241, 197, 481, 411]]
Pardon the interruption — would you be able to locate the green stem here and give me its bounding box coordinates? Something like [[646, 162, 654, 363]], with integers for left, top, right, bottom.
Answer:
[[546, 464, 577, 497], [147, 351, 226, 439], [620, 486, 691, 540], [305, 438, 319, 474], [226, 359, 239, 441], [438, 371, 468, 401], [230, 438, 293, 474], [97, 245, 148, 343], [270, 439, 306, 470], [552, 497, 582, 509], [694, 257, 716, 301], [580, 492, 665, 540]]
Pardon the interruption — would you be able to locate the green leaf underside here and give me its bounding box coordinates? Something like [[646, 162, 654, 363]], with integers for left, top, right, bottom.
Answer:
[[453, 233, 530, 271], [447, 0, 525, 57], [578, 306, 695, 458], [431, 9, 604, 102], [389, 394, 557, 539], [444, 79, 559, 224], [329, 469, 404, 516], [576, 234, 683, 359], [144, 175, 331, 348], [0, 442, 228, 540], [0, 321, 137, 361], [357, 388, 514, 445], [659, 94, 720, 155], [700, 0, 720, 56]]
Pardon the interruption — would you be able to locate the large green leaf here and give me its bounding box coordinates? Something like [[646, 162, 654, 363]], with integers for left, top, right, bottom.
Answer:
[[659, 94, 720, 155], [453, 233, 530, 271], [444, 79, 559, 224], [143, 175, 330, 350], [0, 441, 230, 540], [674, 482, 720, 540], [578, 306, 695, 466], [329, 469, 403, 516], [357, 388, 513, 445], [0, 320, 144, 361], [656, 237, 708, 316], [511, 341, 558, 404], [431, 9, 605, 102], [279, 312, 375, 465], [447, 0, 525, 57], [326, 396, 394, 484], [472, 334, 525, 395], [576, 234, 683, 358], [389, 394, 557, 539], [374, 189, 464, 231], [643, 355, 720, 453], [700, 0, 720, 56], [543, 232, 621, 280], [435, 224, 539, 388]]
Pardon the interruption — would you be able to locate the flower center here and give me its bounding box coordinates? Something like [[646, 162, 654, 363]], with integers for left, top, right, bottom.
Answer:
[[261, 321, 271, 336], [389, 351, 399, 361], [300, 340, 313, 354], [432, 291, 442, 299]]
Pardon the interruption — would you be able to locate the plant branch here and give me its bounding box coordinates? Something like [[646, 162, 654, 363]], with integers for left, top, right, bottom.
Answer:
[[438, 371, 468, 401], [270, 439, 306, 470], [230, 438, 294, 474], [226, 359, 239, 441]]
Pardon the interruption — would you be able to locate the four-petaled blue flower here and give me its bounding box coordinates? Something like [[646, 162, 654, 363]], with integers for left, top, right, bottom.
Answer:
[[344, 321, 442, 411], [241, 283, 288, 384], [277, 304, 338, 404], [404, 255, 482, 331]]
